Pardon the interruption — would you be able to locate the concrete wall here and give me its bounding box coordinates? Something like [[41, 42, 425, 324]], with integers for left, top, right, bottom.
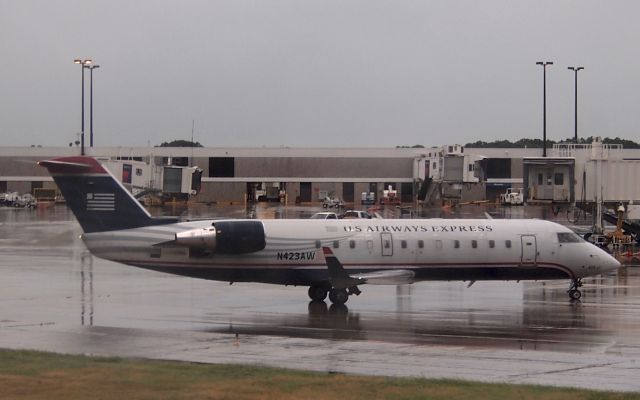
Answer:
[[0, 157, 50, 176], [511, 158, 524, 179], [196, 182, 247, 204], [236, 157, 411, 178]]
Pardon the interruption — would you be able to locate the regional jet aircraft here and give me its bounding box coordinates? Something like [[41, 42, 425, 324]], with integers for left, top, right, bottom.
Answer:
[[39, 156, 620, 304]]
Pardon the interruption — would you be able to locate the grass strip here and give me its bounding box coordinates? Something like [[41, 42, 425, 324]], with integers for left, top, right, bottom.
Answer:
[[0, 349, 638, 400]]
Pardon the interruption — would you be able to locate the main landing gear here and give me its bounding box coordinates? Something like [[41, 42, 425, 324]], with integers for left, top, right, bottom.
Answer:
[[308, 285, 361, 305], [568, 278, 583, 300], [310, 246, 365, 305]]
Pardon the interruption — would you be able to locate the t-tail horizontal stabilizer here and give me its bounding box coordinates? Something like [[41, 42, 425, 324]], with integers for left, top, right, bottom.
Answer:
[[322, 247, 416, 287]]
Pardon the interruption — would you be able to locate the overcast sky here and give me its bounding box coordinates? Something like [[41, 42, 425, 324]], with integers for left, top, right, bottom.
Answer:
[[1, 1, 639, 148]]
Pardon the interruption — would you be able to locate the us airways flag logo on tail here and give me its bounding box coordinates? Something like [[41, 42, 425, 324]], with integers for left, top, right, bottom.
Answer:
[[86, 193, 115, 211]]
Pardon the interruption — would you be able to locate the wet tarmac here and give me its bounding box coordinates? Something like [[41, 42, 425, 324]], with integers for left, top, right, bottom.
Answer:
[[1, 204, 640, 391]]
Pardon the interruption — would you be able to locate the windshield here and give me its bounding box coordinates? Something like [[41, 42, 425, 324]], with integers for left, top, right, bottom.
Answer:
[[557, 232, 583, 243]]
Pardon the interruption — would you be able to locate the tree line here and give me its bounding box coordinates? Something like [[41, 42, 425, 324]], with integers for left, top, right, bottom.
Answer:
[[464, 137, 640, 149]]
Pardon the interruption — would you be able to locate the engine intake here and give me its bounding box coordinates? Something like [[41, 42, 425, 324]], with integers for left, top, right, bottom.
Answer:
[[175, 221, 266, 254]]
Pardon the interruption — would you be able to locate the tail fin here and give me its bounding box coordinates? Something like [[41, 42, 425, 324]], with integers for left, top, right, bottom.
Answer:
[[39, 156, 177, 233]]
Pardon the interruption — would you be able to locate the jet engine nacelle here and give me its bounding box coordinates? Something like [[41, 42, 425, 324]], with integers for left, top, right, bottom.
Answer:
[[174, 221, 266, 254]]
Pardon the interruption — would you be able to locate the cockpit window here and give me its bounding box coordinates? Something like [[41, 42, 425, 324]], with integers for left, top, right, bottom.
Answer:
[[557, 232, 582, 243]]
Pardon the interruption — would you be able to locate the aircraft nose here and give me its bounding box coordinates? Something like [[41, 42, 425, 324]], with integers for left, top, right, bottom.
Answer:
[[603, 253, 622, 272]]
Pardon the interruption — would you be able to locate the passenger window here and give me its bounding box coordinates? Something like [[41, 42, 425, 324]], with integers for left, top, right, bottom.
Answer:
[[349, 240, 356, 249], [367, 240, 373, 249], [471, 240, 477, 249], [454, 240, 460, 249], [436, 240, 442, 249], [489, 240, 495, 248], [315, 240, 321, 249], [418, 240, 424, 249], [505, 240, 512, 248], [333, 240, 340, 249], [401, 240, 407, 249]]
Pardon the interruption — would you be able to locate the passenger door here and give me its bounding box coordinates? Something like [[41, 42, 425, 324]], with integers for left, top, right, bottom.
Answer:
[[520, 235, 537, 265], [381, 232, 393, 256]]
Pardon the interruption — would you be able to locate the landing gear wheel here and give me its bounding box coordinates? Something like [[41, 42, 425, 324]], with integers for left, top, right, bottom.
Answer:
[[568, 278, 583, 300], [308, 285, 328, 301], [329, 288, 349, 305]]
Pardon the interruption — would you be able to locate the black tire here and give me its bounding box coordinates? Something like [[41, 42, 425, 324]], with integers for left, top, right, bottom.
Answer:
[[569, 289, 582, 300], [329, 288, 349, 304], [308, 285, 328, 301]]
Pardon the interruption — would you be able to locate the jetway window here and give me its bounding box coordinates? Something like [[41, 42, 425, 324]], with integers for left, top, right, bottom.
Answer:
[[505, 240, 512, 248], [418, 240, 424, 249], [454, 240, 460, 249], [349, 240, 356, 249], [554, 173, 564, 185], [489, 240, 495, 248], [471, 240, 477, 248]]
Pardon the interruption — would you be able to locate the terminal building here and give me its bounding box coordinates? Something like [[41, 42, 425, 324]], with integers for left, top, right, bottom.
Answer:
[[2, 138, 640, 207]]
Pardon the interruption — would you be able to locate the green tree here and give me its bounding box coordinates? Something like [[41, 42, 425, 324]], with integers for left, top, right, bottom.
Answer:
[[157, 140, 203, 147]]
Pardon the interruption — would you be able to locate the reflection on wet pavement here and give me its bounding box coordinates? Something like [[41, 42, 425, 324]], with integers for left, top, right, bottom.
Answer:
[[1, 204, 640, 391]]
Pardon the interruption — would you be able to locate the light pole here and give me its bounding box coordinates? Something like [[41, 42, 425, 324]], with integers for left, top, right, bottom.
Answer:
[[74, 59, 92, 155], [536, 61, 553, 157], [568, 67, 584, 144], [87, 65, 100, 147]]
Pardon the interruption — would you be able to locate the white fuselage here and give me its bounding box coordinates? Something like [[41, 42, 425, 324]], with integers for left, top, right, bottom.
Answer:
[[81, 218, 620, 286]]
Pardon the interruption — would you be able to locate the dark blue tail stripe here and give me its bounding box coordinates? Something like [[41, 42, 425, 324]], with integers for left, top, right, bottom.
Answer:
[[53, 174, 177, 233]]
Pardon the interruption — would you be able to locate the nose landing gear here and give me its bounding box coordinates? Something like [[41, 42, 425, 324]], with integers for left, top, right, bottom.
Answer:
[[568, 278, 583, 300]]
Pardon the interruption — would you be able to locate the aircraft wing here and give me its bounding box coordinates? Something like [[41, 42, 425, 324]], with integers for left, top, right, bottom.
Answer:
[[322, 247, 415, 287], [349, 269, 415, 285]]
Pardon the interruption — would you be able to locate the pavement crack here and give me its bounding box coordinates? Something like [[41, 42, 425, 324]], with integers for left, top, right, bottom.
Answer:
[[505, 361, 623, 381]]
